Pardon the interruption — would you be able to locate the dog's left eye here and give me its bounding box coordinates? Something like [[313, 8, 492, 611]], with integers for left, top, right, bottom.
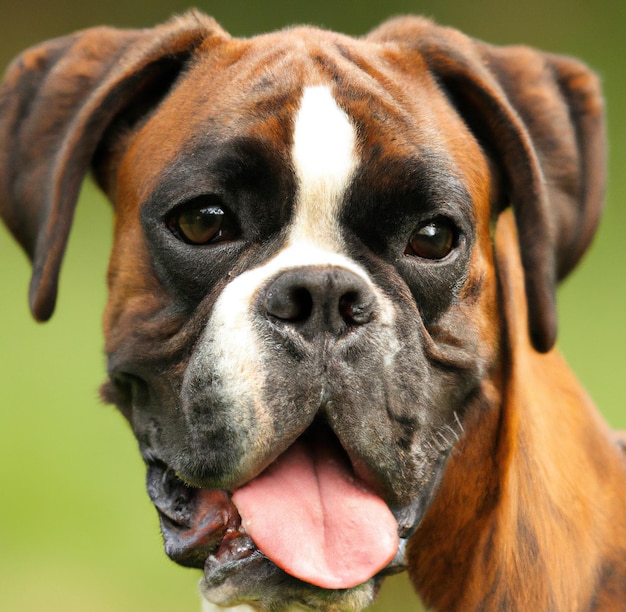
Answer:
[[167, 196, 234, 245], [405, 218, 457, 260]]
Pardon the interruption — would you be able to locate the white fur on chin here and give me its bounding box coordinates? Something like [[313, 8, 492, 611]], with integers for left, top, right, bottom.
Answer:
[[201, 599, 258, 612]]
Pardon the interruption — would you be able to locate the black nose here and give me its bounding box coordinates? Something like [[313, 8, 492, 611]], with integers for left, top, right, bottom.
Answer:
[[263, 266, 376, 338]]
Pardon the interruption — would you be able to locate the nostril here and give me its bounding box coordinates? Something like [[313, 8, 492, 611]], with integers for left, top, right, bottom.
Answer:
[[265, 285, 313, 322], [339, 291, 373, 326]]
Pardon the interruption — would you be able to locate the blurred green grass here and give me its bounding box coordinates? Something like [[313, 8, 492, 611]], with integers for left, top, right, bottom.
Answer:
[[1, 1, 624, 610]]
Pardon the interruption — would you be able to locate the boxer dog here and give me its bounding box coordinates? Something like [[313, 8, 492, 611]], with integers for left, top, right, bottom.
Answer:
[[2, 11, 625, 611]]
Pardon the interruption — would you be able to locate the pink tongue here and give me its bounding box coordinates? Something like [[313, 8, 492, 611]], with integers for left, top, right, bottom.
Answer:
[[231, 436, 399, 589]]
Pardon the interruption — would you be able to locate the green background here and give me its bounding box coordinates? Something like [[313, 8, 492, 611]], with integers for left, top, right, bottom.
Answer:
[[0, 1, 624, 610]]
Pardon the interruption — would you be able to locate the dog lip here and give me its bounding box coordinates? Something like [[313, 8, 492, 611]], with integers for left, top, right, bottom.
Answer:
[[151, 460, 412, 589], [203, 531, 260, 581], [202, 530, 406, 593], [146, 461, 242, 568], [150, 460, 429, 585], [147, 424, 422, 583], [392, 496, 427, 539]]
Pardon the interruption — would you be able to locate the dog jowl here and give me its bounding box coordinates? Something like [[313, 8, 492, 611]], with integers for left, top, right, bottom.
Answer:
[[2, 11, 626, 612]]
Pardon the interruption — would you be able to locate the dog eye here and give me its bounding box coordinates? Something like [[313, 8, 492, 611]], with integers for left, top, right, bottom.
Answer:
[[406, 218, 457, 260], [167, 196, 233, 245]]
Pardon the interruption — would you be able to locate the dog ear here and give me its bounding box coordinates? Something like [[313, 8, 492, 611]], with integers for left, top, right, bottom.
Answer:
[[0, 11, 228, 322], [367, 18, 606, 352]]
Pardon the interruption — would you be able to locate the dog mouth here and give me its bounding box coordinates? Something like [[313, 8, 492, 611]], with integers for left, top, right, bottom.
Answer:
[[146, 425, 415, 595]]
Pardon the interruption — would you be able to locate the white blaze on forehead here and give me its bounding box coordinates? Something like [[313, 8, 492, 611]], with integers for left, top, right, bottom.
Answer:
[[290, 85, 359, 248], [189, 85, 400, 434]]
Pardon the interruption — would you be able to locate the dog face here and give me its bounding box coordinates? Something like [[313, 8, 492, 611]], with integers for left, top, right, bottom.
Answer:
[[102, 37, 499, 608], [104, 41, 499, 608], [0, 12, 604, 611]]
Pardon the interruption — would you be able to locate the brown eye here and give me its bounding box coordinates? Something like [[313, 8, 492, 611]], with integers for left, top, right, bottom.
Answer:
[[406, 219, 456, 260], [167, 197, 231, 245]]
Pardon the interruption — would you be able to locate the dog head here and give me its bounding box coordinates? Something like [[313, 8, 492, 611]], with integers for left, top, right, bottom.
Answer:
[[0, 12, 604, 611]]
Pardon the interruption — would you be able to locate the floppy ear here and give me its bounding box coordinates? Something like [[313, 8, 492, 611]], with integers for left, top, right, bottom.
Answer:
[[0, 11, 228, 322], [367, 17, 606, 352]]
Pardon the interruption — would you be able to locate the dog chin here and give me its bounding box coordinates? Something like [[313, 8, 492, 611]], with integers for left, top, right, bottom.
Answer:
[[198, 519, 410, 611], [200, 551, 379, 611]]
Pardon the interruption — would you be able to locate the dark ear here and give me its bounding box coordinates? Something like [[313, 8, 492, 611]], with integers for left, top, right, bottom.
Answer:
[[0, 11, 228, 321], [367, 17, 606, 352]]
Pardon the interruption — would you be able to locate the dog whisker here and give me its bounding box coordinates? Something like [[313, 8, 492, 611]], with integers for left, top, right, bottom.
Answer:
[[453, 411, 465, 435]]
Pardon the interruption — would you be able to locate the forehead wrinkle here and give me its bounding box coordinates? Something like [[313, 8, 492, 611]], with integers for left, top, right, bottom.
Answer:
[[288, 85, 359, 251]]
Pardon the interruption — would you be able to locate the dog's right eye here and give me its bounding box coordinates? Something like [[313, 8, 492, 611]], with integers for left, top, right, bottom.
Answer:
[[166, 196, 235, 245]]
